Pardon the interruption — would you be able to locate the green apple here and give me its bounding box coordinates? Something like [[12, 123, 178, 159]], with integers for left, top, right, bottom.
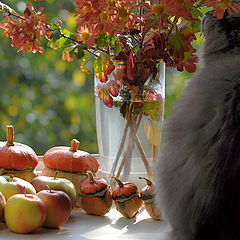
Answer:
[[0, 192, 6, 221], [30, 173, 77, 208], [4, 193, 46, 233], [0, 175, 36, 201], [37, 189, 72, 228]]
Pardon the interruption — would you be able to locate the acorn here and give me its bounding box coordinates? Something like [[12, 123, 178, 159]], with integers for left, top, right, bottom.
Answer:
[[111, 176, 143, 218], [139, 177, 161, 221], [79, 171, 112, 216]]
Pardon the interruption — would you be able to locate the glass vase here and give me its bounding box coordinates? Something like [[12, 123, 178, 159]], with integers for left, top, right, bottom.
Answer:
[[95, 62, 165, 189]]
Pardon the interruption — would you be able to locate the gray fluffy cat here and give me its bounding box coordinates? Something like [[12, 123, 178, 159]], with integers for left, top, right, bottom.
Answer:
[[155, 10, 240, 240]]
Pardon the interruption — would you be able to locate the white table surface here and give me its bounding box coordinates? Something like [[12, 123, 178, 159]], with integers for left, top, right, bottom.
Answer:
[[0, 156, 171, 239], [0, 207, 171, 240]]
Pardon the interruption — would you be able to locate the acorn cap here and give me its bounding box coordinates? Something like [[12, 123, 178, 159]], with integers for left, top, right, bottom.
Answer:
[[43, 139, 99, 173]]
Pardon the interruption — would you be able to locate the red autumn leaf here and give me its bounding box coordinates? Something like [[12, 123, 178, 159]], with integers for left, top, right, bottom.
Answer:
[[176, 46, 198, 73], [108, 80, 119, 97], [127, 50, 135, 82], [162, 0, 195, 18], [97, 81, 119, 108], [97, 85, 114, 108]]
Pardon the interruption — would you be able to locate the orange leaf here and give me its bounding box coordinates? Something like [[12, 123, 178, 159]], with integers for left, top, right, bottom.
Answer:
[[94, 53, 115, 83]]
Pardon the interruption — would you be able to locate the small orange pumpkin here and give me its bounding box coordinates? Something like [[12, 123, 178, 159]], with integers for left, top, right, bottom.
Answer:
[[0, 125, 38, 182], [111, 176, 143, 218], [139, 177, 161, 221], [41, 139, 99, 207], [79, 171, 112, 216], [42, 139, 98, 173]]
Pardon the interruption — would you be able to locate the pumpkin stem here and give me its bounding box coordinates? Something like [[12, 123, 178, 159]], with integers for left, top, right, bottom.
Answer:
[[54, 170, 59, 180], [139, 177, 153, 186], [70, 139, 80, 152], [86, 171, 95, 183], [6, 125, 14, 146], [111, 176, 123, 187]]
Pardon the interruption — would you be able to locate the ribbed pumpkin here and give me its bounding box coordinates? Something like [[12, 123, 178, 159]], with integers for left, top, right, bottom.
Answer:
[[0, 125, 38, 182], [139, 177, 161, 221], [41, 139, 99, 207], [111, 176, 143, 218], [79, 171, 112, 215]]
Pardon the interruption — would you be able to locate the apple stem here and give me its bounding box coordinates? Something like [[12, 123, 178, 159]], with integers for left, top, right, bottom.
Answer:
[[46, 185, 52, 193], [54, 170, 59, 180], [111, 176, 124, 187], [86, 171, 95, 183], [6, 125, 14, 146], [139, 176, 153, 186], [70, 139, 80, 152], [9, 174, 14, 182]]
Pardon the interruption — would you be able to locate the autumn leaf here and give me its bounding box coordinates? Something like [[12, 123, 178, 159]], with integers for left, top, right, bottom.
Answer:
[[127, 50, 135, 82], [94, 53, 115, 83], [144, 119, 161, 147], [96, 81, 119, 108], [167, 30, 185, 61], [80, 56, 90, 74], [176, 46, 198, 72], [142, 99, 163, 121]]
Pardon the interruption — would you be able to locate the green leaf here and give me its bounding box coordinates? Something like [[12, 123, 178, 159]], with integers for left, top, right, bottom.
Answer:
[[96, 33, 117, 48], [50, 29, 61, 41], [49, 23, 61, 31], [142, 100, 163, 121], [190, 7, 203, 19], [190, 21, 201, 32], [48, 28, 76, 50], [70, 43, 88, 60]]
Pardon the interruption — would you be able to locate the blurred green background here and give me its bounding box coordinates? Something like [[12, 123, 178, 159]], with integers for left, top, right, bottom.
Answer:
[[0, 0, 204, 155]]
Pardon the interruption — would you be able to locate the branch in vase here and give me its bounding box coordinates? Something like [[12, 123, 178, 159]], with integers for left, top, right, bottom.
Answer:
[[108, 100, 137, 180], [115, 113, 143, 179], [122, 117, 138, 181], [135, 135, 153, 179], [108, 116, 132, 180]]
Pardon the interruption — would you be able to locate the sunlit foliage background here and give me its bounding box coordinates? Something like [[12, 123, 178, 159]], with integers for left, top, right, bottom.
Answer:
[[0, 0, 204, 155]]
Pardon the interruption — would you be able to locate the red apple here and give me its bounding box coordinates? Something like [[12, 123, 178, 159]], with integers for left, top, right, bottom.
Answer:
[[4, 193, 46, 233], [37, 189, 72, 228], [30, 173, 77, 208], [0, 175, 36, 201], [0, 192, 6, 221]]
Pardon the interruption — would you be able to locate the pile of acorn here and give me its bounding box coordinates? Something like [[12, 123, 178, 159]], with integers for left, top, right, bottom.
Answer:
[[0, 125, 161, 234]]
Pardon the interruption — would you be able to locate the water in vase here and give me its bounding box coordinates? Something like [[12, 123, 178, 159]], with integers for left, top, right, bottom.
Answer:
[[95, 96, 164, 188]]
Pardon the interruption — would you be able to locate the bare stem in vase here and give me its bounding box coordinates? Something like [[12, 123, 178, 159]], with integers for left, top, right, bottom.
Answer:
[[108, 101, 136, 180], [135, 135, 153, 179], [115, 113, 143, 179], [122, 118, 137, 181], [108, 116, 131, 180]]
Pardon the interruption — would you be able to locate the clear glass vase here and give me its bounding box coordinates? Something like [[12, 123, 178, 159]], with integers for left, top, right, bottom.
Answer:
[[95, 62, 165, 189]]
